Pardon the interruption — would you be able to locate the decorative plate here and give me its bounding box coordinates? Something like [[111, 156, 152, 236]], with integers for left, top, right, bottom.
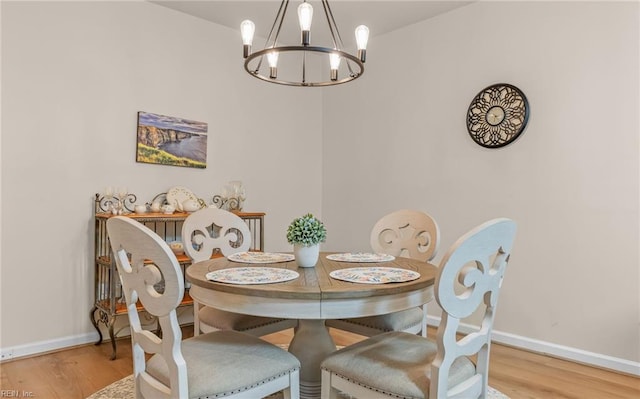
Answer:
[[228, 252, 295, 264], [206, 267, 299, 285], [326, 253, 395, 263], [166, 186, 199, 209], [329, 267, 420, 284]]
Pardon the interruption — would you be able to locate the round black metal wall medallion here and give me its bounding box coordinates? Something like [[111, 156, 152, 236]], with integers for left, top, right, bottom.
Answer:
[[466, 83, 530, 148]]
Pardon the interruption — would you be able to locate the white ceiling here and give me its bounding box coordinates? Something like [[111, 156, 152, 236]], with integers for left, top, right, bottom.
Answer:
[[151, 1, 472, 48]]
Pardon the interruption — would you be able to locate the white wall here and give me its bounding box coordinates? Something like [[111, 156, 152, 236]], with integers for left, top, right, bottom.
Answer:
[[322, 1, 639, 364], [0, 1, 322, 350]]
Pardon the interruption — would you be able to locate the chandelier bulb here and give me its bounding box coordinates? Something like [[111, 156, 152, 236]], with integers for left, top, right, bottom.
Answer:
[[355, 25, 369, 50], [355, 25, 369, 63], [267, 51, 279, 79], [329, 53, 341, 69], [330, 53, 341, 81], [298, 2, 313, 45], [241, 20, 255, 58]]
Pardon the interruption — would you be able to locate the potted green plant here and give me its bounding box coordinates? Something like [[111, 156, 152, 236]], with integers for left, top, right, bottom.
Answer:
[[286, 213, 327, 267]]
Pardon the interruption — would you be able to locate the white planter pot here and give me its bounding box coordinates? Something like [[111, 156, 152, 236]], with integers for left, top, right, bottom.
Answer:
[[294, 244, 320, 268]]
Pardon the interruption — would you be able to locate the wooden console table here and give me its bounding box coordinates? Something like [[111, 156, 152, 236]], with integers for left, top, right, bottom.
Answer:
[[90, 196, 264, 359]]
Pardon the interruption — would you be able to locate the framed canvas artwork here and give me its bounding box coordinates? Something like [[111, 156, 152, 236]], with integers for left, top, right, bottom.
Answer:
[[136, 111, 208, 168]]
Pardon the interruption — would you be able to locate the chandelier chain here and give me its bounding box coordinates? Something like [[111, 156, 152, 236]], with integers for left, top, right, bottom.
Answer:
[[321, 0, 340, 49], [322, 0, 357, 77], [254, 0, 289, 74]]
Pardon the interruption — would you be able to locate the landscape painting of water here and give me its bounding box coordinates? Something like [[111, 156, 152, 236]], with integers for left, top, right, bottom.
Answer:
[[136, 111, 208, 169]]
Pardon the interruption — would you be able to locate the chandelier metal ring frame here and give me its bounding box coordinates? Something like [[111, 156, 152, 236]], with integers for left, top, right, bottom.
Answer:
[[244, 46, 363, 87], [241, 0, 369, 87]]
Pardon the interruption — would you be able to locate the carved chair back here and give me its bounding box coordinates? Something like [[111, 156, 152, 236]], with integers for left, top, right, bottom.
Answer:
[[182, 207, 251, 261], [370, 209, 440, 262], [431, 218, 517, 398], [107, 216, 189, 398]]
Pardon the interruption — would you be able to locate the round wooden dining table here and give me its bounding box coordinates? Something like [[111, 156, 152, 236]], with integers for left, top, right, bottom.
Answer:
[[186, 252, 437, 399]]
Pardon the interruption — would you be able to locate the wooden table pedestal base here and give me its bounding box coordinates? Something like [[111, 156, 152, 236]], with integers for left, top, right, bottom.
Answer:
[[287, 319, 337, 399]]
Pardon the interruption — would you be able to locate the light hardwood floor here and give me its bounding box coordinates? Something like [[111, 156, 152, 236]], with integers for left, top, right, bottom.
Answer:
[[1, 326, 638, 398]]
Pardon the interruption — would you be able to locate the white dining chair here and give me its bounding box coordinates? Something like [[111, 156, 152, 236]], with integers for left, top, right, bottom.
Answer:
[[321, 218, 516, 399], [182, 207, 297, 336], [325, 209, 439, 337], [106, 216, 300, 399]]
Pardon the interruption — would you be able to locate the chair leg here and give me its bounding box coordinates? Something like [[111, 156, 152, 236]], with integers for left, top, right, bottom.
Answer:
[[421, 304, 428, 337], [321, 369, 339, 399], [193, 301, 202, 336], [285, 369, 300, 399]]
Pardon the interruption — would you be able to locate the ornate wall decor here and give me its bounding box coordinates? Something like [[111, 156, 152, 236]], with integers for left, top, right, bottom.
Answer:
[[466, 84, 530, 148]]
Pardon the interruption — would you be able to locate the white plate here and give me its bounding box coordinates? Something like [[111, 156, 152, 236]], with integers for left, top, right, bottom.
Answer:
[[326, 253, 395, 263], [228, 252, 295, 264], [166, 186, 198, 209], [206, 267, 300, 285], [329, 267, 420, 284]]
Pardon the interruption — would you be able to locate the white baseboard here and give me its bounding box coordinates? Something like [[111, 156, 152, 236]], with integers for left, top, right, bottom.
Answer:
[[1, 309, 194, 363], [1, 331, 100, 362], [427, 315, 640, 376]]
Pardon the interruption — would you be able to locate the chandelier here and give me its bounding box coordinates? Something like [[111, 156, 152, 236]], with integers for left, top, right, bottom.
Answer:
[[241, 0, 369, 87]]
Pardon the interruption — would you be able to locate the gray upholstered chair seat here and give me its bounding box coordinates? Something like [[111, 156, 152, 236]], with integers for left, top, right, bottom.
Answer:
[[147, 330, 300, 399], [321, 331, 475, 399], [326, 308, 423, 336], [199, 306, 297, 334]]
